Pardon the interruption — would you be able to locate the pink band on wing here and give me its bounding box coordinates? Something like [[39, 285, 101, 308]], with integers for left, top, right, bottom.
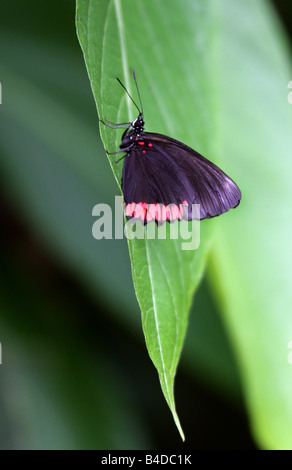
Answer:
[[124, 200, 189, 222]]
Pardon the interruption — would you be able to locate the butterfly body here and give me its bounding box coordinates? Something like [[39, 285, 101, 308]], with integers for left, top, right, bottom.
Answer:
[[102, 73, 241, 224]]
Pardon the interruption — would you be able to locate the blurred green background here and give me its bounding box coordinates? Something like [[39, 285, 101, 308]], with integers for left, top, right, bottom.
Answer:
[[0, 0, 291, 449]]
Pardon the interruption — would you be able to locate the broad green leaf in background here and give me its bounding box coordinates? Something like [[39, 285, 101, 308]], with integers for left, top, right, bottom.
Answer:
[[76, 0, 292, 447], [76, 0, 220, 438], [210, 0, 292, 449]]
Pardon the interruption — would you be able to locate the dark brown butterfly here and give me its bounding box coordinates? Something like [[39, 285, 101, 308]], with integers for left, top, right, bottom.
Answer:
[[101, 72, 241, 224]]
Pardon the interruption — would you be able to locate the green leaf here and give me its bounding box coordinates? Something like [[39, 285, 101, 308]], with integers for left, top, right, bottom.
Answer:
[[209, 0, 292, 449], [0, 20, 238, 411], [76, 0, 220, 438]]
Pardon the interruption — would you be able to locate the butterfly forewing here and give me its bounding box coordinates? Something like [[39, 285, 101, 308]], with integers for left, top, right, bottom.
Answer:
[[122, 132, 241, 223]]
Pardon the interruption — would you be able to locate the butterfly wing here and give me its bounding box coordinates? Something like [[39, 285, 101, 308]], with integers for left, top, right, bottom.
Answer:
[[122, 132, 241, 223], [122, 143, 191, 223]]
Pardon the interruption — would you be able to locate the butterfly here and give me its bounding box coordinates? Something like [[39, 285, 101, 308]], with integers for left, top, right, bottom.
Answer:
[[101, 71, 241, 224]]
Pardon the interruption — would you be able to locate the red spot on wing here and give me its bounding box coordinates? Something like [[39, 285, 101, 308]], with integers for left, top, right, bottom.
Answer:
[[138, 141, 145, 145], [148, 143, 153, 147]]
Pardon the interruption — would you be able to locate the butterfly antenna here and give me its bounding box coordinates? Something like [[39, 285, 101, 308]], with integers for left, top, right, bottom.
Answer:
[[116, 76, 141, 115], [132, 70, 144, 116]]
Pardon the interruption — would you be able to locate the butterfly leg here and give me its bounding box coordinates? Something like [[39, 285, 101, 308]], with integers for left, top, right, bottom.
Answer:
[[104, 117, 132, 126], [100, 118, 130, 129], [105, 147, 132, 166], [105, 148, 127, 164], [105, 148, 126, 155]]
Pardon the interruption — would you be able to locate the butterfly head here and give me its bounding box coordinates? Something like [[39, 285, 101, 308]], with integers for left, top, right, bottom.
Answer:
[[132, 113, 144, 135], [120, 113, 145, 150]]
